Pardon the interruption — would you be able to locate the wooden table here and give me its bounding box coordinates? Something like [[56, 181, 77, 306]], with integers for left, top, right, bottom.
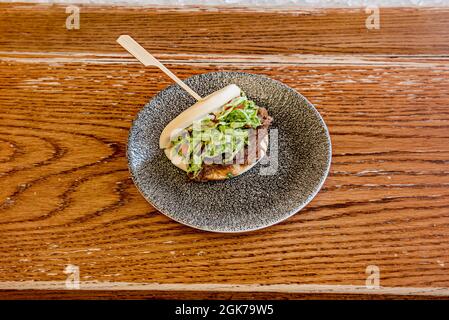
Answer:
[[1, 3, 449, 299]]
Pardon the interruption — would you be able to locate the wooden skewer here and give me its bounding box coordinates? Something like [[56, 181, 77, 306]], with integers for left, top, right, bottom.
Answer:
[[116, 35, 202, 101]]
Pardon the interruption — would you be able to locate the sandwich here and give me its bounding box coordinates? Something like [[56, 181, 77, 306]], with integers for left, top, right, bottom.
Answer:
[[159, 84, 273, 181]]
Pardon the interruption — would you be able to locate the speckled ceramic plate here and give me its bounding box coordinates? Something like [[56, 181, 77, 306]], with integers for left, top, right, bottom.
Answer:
[[127, 72, 331, 232]]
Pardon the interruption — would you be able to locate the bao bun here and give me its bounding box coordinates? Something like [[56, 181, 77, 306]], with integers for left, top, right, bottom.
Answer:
[[159, 84, 241, 149], [160, 84, 269, 180]]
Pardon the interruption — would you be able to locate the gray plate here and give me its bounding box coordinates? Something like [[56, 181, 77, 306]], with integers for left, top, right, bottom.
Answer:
[[127, 72, 331, 232]]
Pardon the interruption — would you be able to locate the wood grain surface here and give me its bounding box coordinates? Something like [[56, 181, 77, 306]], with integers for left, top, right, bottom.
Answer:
[[0, 3, 449, 299]]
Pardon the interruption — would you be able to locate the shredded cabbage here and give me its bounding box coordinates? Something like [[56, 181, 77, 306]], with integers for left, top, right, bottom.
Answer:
[[170, 93, 261, 177]]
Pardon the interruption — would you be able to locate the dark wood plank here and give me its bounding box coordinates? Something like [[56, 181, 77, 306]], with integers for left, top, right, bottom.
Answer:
[[1, 56, 448, 288], [1, 290, 447, 300], [0, 4, 449, 55]]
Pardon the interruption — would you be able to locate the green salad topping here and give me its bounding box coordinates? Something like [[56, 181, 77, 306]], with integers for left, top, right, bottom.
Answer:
[[170, 94, 261, 177]]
